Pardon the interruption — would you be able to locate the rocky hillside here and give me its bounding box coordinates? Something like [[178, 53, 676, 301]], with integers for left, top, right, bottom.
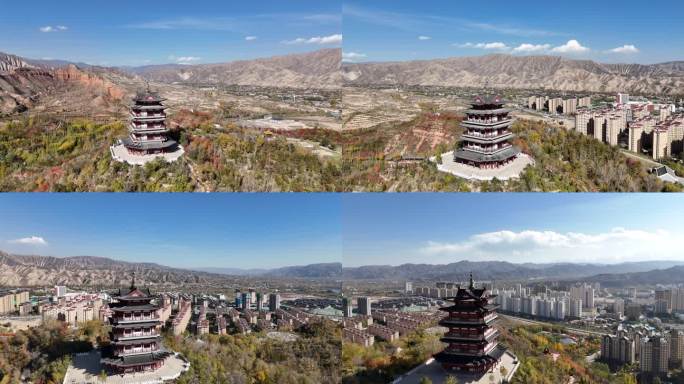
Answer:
[[130, 48, 341, 89], [0, 52, 126, 114], [342, 54, 684, 95]]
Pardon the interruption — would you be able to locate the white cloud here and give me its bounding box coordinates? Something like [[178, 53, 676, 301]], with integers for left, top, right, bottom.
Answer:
[[169, 55, 201, 63], [512, 43, 551, 53], [551, 39, 589, 54], [342, 52, 366, 59], [343, 5, 562, 38], [245, 36, 258, 41], [39, 25, 67, 33], [609, 44, 639, 54], [342, 52, 367, 62], [284, 34, 342, 45], [457, 42, 510, 50], [8, 236, 48, 245], [418, 35, 431, 41], [420, 228, 674, 263]]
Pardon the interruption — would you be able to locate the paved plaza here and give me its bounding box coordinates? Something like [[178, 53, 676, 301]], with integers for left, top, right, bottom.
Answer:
[[394, 349, 519, 384], [432, 151, 534, 181], [110, 143, 184, 166], [63, 350, 189, 384]]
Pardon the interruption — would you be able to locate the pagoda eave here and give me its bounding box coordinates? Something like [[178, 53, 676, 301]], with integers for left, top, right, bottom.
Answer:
[[461, 121, 512, 130], [465, 108, 511, 116], [112, 338, 160, 346], [101, 351, 170, 368], [461, 133, 513, 144], [122, 137, 178, 151]]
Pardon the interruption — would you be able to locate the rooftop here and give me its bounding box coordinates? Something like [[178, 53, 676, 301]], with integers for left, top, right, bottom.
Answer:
[[471, 95, 506, 106], [133, 91, 166, 103]]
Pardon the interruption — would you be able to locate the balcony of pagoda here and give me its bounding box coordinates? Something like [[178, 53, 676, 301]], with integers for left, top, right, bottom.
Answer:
[[130, 112, 166, 120], [129, 123, 167, 132], [116, 344, 160, 356], [444, 341, 498, 356], [115, 313, 159, 323], [465, 115, 511, 123], [441, 313, 497, 325], [440, 328, 499, 343], [130, 134, 167, 142], [114, 330, 159, 340], [442, 327, 499, 342], [463, 143, 512, 154]]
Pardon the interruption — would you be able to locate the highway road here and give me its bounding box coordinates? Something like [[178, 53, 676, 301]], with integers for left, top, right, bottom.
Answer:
[[500, 314, 608, 337]]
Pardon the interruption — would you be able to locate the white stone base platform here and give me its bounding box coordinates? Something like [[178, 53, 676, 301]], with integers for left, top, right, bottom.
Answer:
[[393, 351, 519, 384], [110, 143, 184, 166], [63, 350, 190, 384], [431, 151, 534, 181]]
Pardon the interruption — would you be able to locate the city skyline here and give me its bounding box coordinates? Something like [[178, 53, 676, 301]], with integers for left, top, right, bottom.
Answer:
[[342, 194, 684, 267], [343, 0, 684, 64], [0, 0, 341, 66], [0, 194, 341, 269]]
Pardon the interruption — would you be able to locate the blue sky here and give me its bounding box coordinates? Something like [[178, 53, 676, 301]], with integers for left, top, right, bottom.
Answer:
[[0, 0, 341, 66], [342, 194, 684, 267], [0, 194, 341, 269], [343, 0, 684, 64]]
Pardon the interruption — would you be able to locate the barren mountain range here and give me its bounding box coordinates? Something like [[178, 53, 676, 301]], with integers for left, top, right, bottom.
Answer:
[[342, 260, 684, 282], [343, 54, 684, 95], [130, 48, 341, 89], [0, 251, 341, 286], [0, 49, 341, 115]]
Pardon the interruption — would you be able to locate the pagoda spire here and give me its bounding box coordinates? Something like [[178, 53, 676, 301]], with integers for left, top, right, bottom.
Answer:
[[130, 271, 136, 290], [469, 272, 474, 290]]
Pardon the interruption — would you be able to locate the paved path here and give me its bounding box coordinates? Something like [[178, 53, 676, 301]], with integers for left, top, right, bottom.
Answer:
[[619, 149, 661, 167]]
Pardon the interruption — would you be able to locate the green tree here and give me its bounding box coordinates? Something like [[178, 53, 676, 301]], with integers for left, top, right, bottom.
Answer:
[[499, 366, 508, 382], [98, 370, 108, 383]]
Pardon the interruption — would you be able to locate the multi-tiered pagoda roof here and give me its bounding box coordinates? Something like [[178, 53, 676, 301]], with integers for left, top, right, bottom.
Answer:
[[434, 274, 503, 374], [101, 274, 171, 374], [454, 95, 520, 169]]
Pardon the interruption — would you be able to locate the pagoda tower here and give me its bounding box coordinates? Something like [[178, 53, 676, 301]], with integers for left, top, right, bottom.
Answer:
[[434, 274, 503, 374], [454, 95, 520, 169], [101, 273, 171, 373], [110, 86, 183, 164]]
